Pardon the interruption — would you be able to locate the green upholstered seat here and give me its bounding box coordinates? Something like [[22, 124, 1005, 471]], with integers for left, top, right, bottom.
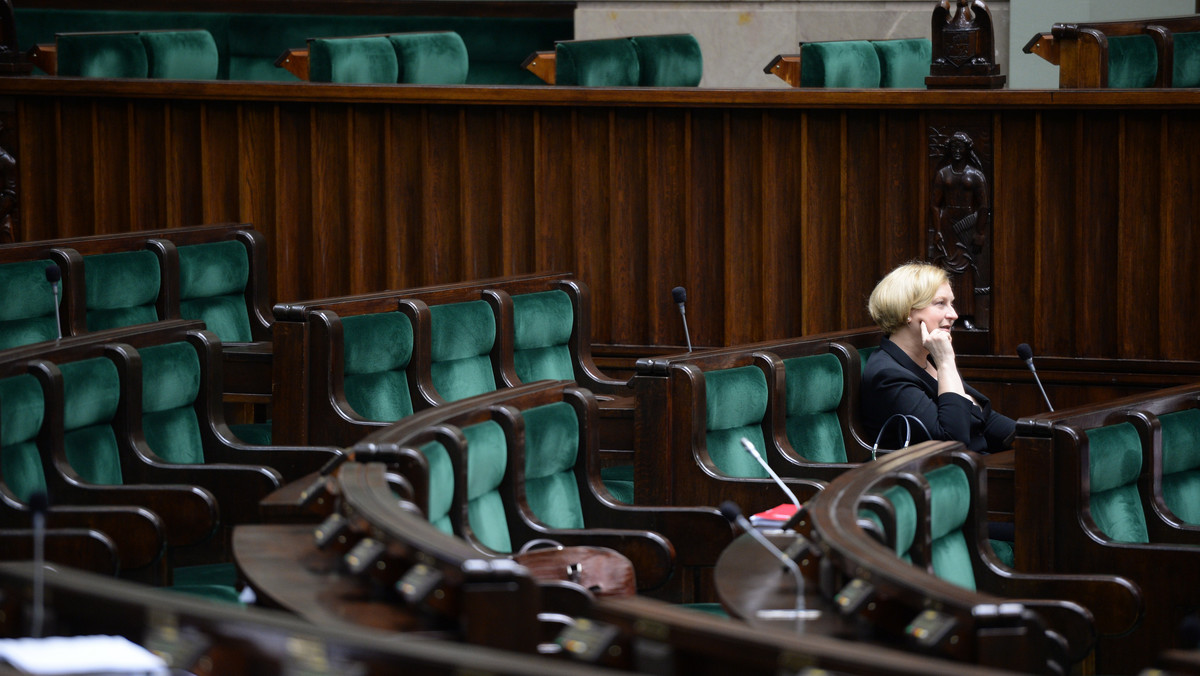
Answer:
[[83, 250, 161, 331], [308, 36, 400, 83], [1107, 34, 1158, 88], [925, 464, 975, 590], [1157, 409, 1200, 524], [389, 32, 469, 84], [56, 32, 148, 78], [177, 240, 253, 343], [782, 353, 846, 463], [1084, 423, 1150, 543], [871, 38, 931, 88], [140, 30, 219, 80], [0, 374, 50, 503], [1172, 32, 1200, 88], [429, 300, 498, 402], [461, 420, 512, 553], [555, 37, 640, 86], [420, 439, 456, 535], [600, 464, 635, 504], [511, 289, 575, 383], [858, 345, 878, 372], [60, 358, 126, 486], [628, 33, 702, 86], [340, 311, 415, 421], [0, 260, 60, 350], [139, 341, 206, 465], [523, 401, 586, 529], [864, 483, 916, 563], [704, 365, 770, 478], [800, 40, 881, 87]]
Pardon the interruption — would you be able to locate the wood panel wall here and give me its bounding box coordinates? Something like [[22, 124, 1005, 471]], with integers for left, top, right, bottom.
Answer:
[[3, 79, 1198, 360]]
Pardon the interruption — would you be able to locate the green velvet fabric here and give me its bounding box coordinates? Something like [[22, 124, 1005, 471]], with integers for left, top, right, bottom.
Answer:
[[178, 240, 252, 343], [421, 440, 455, 535], [883, 484, 916, 561], [228, 422, 272, 446], [140, 342, 205, 465], [389, 32, 469, 84], [601, 464, 635, 504], [858, 346, 878, 372], [57, 32, 148, 78], [628, 33, 702, 86], [171, 562, 242, 604], [1085, 423, 1150, 543], [0, 260, 59, 350], [0, 374, 48, 502], [1158, 409, 1200, 524], [782, 353, 846, 463], [84, 250, 160, 331], [1172, 32, 1200, 88], [309, 36, 400, 84], [60, 358, 124, 486], [925, 464, 975, 590], [555, 38, 640, 87], [800, 40, 881, 88], [340, 312, 415, 421], [871, 38, 931, 88], [140, 30, 219, 80], [511, 290, 575, 383], [989, 538, 1015, 568], [462, 421, 511, 553], [429, 301, 497, 402], [523, 402, 585, 530], [704, 366, 770, 479], [1107, 34, 1158, 88]]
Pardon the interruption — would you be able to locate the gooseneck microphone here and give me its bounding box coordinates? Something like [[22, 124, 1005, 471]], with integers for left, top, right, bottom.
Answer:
[[719, 501, 819, 623], [671, 286, 692, 352], [740, 437, 801, 513], [1017, 343, 1054, 412], [44, 264, 62, 340]]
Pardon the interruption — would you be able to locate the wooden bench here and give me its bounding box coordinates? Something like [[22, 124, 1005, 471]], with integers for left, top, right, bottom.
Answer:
[[1023, 14, 1200, 88]]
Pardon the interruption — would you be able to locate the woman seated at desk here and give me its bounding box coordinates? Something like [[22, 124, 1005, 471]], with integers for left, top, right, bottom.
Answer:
[[861, 262, 1014, 454]]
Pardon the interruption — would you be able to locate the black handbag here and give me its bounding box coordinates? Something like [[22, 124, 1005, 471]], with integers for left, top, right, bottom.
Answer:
[[871, 413, 930, 460]]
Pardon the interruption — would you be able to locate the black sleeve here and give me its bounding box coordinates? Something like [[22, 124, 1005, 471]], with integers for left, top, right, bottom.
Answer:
[[981, 409, 1016, 452], [869, 368, 974, 446]]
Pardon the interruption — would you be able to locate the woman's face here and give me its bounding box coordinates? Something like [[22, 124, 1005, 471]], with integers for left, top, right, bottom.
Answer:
[[909, 282, 957, 334]]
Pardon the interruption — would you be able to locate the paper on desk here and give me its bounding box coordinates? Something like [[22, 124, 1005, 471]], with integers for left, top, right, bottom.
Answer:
[[0, 635, 168, 675]]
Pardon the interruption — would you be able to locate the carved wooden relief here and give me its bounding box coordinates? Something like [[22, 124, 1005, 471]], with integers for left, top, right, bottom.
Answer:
[[926, 0, 1005, 89], [0, 112, 17, 244]]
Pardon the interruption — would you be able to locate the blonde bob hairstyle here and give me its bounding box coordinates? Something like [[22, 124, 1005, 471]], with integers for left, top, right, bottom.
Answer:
[[867, 262, 950, 335]]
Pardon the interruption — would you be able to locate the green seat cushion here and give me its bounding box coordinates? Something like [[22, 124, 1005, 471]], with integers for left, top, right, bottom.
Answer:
[[782, 353, 846, 463], [389, 32, 469, 84], [989, 538, 1015, 568], [871, 38, 931, 88], [882, 483, 916, 562], [229, 422, 272, 446], [340, 312, 415, 421], [60, 358, 124, 486], [511, 289, 575, 382], [1158, 409, 1200, 524], [629, 33, 702, 86], [555, 37, 640, 87], [705, 365, 770, 478], [0, 260, 60, 350], [1107, 34, 1158, 88], [800, 40, 881, 87], [601, 464, 634, 504], [309, 36, 399, 84], [429, 301, 497, 402], [139, 342, 205, 465], [421, 440, 455, 535], [462, 421, 511, 553], [84, 250, 161, 331], [1085, 423, 1149, 543], [140, 30, 219, 80], [926, 464, 975, 590], [0, 374, 49, 502], [1172, 32, 1200, 88], [57, 32, 148, 78], [523, 402, 585, 529], [177, 240, 252, 343]]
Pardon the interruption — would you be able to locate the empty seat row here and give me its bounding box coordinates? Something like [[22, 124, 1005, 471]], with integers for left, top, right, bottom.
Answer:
[[29, 29, 219, 79], [278, 31, 471, 84], [765, 38, 932, 88], [1024, 14, 1200, 88], [523, 33, 703, 87]]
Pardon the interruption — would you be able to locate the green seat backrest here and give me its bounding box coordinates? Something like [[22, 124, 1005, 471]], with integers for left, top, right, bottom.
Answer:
[[460, 420, 511, 553], [60, 358, 125, 486], [523, 401, 585, 529], [140, 30, 219, 79], [177, 240, 253, 343], [511, 289, 574, 383], [866, 483, 917, 563], [57, 32, 148, 78], [1158, 408, 1200, 524], [340, 311, 415, 421], [0, 374, 49, 502], [1172, 31, 1200, 88], [139, 341, 205, 465], [421, 439, 456, 535], [389, 32, 469, 84], [871, 38, 930, 88], [782, 353, 846, 463], [926, 464, 975, 591], [84, 250, 161, 331], [429, 300, 497, 402], [858, 345, 878, 372], [0, 260, 60, 350], [800, 40, 881, 87], [1085, 422, 1150, 543], [308, 36, 399, 83], [704, 365, 770, 478], [555, 37, 640, 86], [1107, 34, 1158, 88], [628, 33, 702, 86]]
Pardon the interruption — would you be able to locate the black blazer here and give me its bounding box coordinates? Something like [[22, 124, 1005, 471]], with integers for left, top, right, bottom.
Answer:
[[861, 337, 1014, 454]]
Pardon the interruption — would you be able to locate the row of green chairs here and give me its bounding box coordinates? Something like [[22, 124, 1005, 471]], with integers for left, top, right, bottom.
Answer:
[[31, 29, 219, 79], [302, 31, 470, 84], [548, 33, 703, 87], [765, 38, 932, 88]]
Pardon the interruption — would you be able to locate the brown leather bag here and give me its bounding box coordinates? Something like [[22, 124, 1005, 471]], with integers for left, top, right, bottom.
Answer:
[[514, 543, 636, 597]]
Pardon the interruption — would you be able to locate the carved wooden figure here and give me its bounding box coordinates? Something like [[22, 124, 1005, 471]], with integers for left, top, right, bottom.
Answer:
[[927, 0, 1005, 88], [929, 131, 991, 328], [0, 0, 31, 75]]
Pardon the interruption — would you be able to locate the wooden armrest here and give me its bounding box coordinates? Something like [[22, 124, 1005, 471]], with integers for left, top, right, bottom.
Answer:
[[204, 443, 342, 483], [985, 570, 1141, 637], [522, 50, 555, 84], [275, 47, 310, 81], [1023, 32, 1060, 65], [128, 460, 280, 526], [586, 503, 736, 566], [0, 528, 119, 575], [51, 481, 217, 547], [27, 43, 56, 75], [764, 54, 802, 87], [44, 505, 165, 571]]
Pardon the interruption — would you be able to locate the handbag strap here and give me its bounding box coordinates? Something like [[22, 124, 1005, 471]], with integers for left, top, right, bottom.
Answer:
[[872, 413, 931, 460]]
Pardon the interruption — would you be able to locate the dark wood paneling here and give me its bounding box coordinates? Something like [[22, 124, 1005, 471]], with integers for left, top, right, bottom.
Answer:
[[1160, 112, 1200, 360], [722, 111, 762, 346], [646, 109, 688, 346], [686, 109, 725, 347]]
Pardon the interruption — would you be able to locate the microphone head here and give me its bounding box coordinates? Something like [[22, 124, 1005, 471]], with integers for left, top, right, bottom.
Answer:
[[44, 264, 61, 284], [740, 436, 759, 457], [1016, 343, 1034, 361], [718, 500, 743, 523], [671, 286, 687, 304], [28, 490, 49, 515]]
